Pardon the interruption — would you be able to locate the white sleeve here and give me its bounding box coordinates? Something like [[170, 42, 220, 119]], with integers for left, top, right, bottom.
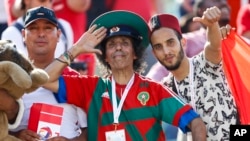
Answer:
[[8, 99, 24, 130]]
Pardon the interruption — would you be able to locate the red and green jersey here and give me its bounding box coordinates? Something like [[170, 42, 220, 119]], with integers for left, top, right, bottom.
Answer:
[[57, 73, 196, 141]]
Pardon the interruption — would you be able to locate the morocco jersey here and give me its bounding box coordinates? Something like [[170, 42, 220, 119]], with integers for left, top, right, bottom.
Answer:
[[56, 73, 198, 141]]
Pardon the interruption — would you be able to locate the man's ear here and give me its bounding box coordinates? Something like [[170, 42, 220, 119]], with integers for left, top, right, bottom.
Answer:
[[180, 38, 187, 50]]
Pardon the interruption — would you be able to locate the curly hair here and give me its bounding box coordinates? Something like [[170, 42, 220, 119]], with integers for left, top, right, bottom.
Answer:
[[95, 36, 148, 77]]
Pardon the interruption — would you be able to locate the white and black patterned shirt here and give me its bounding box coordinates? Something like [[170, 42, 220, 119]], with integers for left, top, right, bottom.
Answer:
[[162, 51, 238, 141]]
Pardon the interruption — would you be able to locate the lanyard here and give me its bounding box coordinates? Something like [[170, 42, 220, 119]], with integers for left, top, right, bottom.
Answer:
[[111, 74, 135, 124], [174, 59, 196, 111]]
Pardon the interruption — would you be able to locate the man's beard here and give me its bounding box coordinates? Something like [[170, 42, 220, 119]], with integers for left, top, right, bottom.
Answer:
[[161, 46, 185, 71]]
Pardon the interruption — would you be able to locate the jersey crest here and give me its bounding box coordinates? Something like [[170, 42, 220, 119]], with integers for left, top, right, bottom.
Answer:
[[137, 92, 150, 105]]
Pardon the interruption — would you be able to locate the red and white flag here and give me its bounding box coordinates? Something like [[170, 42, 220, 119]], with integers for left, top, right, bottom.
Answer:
[[28, 103, 64, 140]]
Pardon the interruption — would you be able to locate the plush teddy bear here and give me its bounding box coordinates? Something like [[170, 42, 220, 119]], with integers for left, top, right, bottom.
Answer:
[[0, 40, 49, 141]]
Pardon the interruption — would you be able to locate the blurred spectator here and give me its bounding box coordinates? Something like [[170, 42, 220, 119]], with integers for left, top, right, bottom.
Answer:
[[237, 4, 250, 40], [180, 13, 202, 33]]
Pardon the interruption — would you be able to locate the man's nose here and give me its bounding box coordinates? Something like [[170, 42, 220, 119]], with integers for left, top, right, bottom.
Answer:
[[162, 46, 171, 54], [37, 29, 46, 37], [115, 43, 123, 50]]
